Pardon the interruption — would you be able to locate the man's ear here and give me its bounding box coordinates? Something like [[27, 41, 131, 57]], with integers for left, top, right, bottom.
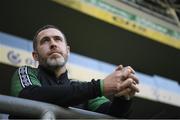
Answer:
[[32, 51, 39, 61]]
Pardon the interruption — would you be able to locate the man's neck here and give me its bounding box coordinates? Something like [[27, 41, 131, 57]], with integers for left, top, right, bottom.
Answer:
[[41, 65, 67, 78], [54, 66, 66, 78]]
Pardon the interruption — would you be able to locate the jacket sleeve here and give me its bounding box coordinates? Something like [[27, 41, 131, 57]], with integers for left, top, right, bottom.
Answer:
[[11, 66, 102, 107], [108, 97, 132, 118], [88, 96, 132, 118]]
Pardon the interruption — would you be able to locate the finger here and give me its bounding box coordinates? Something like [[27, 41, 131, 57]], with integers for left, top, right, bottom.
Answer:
[[116, 68, 131, 81], [129, 74, 139, 84], [130, 84, 140, 93], [117, 78, 133, 91], [115, 88, 131, 97], [129, 90, 136, 97], [116, 66, 135, 81], [120, 68, 132, 80], [124, 66, 135, 74], [115, 65, 123, 71]]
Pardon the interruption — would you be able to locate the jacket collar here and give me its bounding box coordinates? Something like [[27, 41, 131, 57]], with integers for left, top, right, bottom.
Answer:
[[38, 65, 68, 81]]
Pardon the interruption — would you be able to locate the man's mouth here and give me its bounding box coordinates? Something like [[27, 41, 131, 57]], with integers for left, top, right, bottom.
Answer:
[[48, 51, 61, 55], [50, 52, 59, 55], [48, 51, 62, 58]]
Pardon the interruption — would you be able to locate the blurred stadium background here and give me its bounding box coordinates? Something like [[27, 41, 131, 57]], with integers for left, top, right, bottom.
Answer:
[[0, 0, 180, 118]]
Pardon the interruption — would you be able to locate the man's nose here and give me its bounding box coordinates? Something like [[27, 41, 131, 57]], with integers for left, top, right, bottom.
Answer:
[[49, 39, 57, 50]]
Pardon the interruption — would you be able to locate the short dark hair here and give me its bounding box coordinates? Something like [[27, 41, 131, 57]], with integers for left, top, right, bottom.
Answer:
[[33, 25, 66, 51]]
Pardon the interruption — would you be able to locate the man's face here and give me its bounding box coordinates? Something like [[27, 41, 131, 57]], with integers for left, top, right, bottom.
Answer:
[[33, 28, 70, 68]]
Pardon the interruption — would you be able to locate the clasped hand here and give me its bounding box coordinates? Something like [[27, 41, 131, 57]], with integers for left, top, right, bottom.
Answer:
[[103, 65, 140, 98]]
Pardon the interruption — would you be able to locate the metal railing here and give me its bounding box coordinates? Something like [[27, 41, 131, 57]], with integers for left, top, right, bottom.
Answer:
[[0, 94, 114, 119]]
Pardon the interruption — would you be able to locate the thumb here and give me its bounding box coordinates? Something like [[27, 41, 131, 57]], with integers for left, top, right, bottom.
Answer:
[[115, 65, 123, 71]]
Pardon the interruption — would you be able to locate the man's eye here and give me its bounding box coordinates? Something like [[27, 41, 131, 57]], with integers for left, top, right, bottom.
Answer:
[[54, 36, 62, 41], [44, 39, 49, 43], [40, 37, 49, 44]]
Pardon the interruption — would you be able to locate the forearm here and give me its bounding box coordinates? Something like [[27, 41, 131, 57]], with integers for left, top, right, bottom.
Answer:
[[18, 80, 101, 107]]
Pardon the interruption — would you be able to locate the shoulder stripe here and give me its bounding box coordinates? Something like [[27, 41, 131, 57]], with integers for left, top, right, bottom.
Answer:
[[18, 66, 32, 88]]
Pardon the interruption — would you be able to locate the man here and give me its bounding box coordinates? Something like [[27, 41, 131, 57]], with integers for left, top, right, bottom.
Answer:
[[10, 25, 139, 118]]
